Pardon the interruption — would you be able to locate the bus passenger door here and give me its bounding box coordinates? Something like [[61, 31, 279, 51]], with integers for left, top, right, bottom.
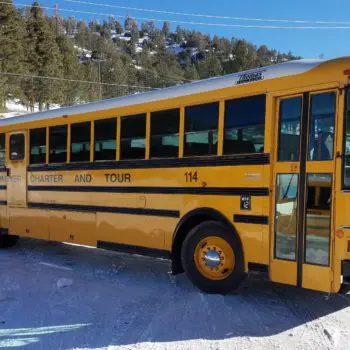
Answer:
[[7, 132, 27, 207], [271, 90, 337, 292]]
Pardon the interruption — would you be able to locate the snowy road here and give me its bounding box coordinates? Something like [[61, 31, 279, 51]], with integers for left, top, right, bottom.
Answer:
[[1, 239, 350, 350]]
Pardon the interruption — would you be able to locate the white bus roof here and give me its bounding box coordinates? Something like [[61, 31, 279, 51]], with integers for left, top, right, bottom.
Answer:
[[0, 58, 328, 126]]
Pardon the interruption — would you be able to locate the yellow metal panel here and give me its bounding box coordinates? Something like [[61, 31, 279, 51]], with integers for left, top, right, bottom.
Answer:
[[0, 206, 8, 229], [302, 264, 332, 292], [179, 106, 185, 158], [270, 259, 297, 286], [217, 100, 224, 156], [145, 112, 150, 160], [50, 211, 96, 246], [9, 207, 49, 240], [96, 212, 176, 250], [27, 164, 269, 188]]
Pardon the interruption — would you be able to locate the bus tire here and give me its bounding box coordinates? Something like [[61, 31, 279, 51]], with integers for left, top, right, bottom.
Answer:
[[181, 221, 244, 294], [0, 234, 19, 249]]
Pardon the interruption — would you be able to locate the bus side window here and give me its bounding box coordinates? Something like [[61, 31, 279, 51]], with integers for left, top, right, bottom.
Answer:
[[184, 102, 219, 157], [10, 134, 25, 160], [120, 114, 146, 160], [71, 122, 91, 162], [150, 108, 180, 158], [94, 118, 117, 161], [223, 94, 266, 155], [49, 125, 68, 163], [0, 133, 5, 167], [30, 128, 46, 164]]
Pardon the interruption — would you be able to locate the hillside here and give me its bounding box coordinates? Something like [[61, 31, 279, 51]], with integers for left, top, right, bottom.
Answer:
[[0, 0, 301, 113]]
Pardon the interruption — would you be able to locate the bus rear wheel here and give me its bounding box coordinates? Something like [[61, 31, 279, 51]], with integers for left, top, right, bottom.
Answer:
[[0, 234, 19, 248], [181, 221, 244, 294]]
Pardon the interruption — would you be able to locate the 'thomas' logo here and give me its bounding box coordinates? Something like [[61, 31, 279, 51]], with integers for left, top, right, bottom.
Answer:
[[236, 70, 265, 85]]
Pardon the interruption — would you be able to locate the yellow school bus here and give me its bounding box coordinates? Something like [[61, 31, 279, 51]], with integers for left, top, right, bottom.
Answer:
[[2, 56, 350, 294]]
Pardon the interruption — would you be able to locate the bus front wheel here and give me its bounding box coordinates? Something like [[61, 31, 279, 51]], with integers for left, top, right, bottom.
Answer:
[[181, 221, 245, 294]]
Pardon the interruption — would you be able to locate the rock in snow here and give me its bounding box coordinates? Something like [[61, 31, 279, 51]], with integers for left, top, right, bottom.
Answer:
[[57, 278, 73, 288]]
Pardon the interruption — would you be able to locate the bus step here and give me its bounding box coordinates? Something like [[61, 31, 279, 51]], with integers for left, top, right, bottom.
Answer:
[[248, 262, 269, 280]]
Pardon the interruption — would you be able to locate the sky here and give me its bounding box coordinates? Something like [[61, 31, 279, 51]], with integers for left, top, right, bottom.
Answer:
[[15, 0, 350, 58]]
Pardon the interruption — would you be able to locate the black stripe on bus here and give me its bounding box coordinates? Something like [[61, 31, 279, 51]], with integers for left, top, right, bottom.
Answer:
[[233, 214, 269, 225], [97, 240, 171, 259], [27, 153, 270, 172], [0, 185, 6, 190], [27, 202, 180, 218], [0, 200, 7, 206], [27, 185, 270, 197]]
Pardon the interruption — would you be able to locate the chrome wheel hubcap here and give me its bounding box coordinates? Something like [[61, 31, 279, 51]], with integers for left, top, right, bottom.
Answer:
[[203, 250, 221, 267]]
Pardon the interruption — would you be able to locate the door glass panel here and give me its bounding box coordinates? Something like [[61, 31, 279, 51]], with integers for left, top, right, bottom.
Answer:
[[308, 92, 336, 161], [305, 173, 332, 266], [275, 174, 299, 260], [278, 97, 302, 161]]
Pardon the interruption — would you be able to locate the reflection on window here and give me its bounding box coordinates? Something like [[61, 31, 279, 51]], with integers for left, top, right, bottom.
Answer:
[[30, 128, 46, 164], [224, 95, 265, 155], [10, 134, 25, 160], [94, 118, 116, 161], [49, 125, 67, 163], [308, 92, 336, 161], [120, 114, 146, 160], [278, 97, 301, 161], [0, 133, 5, 167], [305, 173, 332, 266], [343, 89, 350, 188], [184, 102, 219, 156], [151, 109, 180, 158], [275, 174, 298, 261], [71, 122, 91, 162]]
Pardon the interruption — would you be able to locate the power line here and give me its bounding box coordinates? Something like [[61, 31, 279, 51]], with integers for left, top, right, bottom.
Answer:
[[64, 0, 350, 26], [0, 72, 159, 89], [5, 1, 350, 29]]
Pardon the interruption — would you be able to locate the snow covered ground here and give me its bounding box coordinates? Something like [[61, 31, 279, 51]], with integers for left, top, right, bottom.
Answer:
[[1, 238, 350, 350], [1, 100, 60, 119]]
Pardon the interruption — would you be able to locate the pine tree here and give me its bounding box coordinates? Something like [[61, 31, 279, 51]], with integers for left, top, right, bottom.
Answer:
[[184, 64, 200, 81], [67, 16, 77, 36], [175, 25, 185, 44], [0, 0, 27, 108], [56, 35, 82, 106], [24, 2, 63, 110], [130, 25, 139, 55], [115, 20, 123, 34], [198, 53, 222, 79], [162, 21, 170, 37], [124, 17, 137, 31]]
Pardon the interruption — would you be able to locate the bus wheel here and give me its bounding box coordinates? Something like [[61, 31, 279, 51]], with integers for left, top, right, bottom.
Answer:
[[0, 235, 19, 248], [181, 221, 244, 294]]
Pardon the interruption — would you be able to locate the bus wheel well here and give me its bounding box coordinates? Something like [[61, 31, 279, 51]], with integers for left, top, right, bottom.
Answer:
[[171, 208, 238, 275]]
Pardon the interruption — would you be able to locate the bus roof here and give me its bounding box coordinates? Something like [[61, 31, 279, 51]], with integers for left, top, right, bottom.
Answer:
[[0, 58, 331, 126]]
